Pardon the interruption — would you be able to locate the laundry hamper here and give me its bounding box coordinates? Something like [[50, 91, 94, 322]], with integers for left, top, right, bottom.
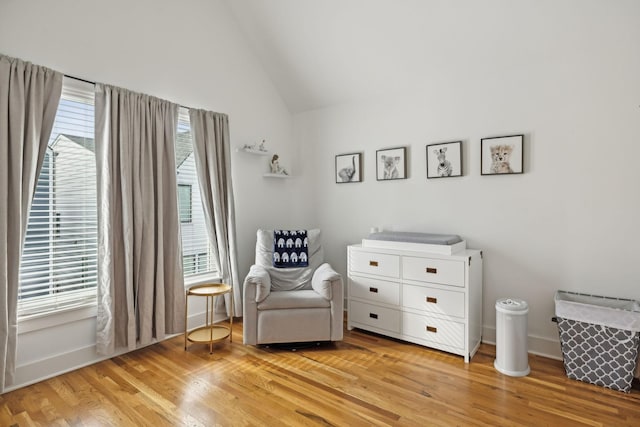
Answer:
[[554, 291, 640, 392]]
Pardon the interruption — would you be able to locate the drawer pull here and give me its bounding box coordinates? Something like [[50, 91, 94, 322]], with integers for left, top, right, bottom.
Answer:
[[426, 296, 437, 304], [426, 326, 437, 333], [369, 313, 379, 319], [369, 287, 379, 293], [426, 267, 437, 274], [369, 261, 379, 267]]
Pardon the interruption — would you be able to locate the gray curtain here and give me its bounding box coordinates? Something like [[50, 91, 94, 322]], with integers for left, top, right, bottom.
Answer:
[[0, 54, 62, 391], [189, 109, 241, 316], [95, 84, 185, 355]]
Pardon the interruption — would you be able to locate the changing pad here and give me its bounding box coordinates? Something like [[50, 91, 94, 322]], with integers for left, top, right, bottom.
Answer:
[[366, 231, 462, 245], [362, 231, 466, 255]]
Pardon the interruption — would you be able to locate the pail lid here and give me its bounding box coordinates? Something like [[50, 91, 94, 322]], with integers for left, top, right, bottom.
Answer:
[[496, 298, 529, 313]]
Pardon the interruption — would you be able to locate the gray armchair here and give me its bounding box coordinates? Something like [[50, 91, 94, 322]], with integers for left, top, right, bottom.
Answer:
[[243, 229, 344, 345]]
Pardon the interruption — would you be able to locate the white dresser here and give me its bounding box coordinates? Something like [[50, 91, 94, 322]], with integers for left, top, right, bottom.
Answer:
[[347, 243, 483, 362]]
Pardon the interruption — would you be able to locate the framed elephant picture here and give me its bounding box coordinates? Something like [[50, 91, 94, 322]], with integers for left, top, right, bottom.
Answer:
[[335, 152, 362, 183]]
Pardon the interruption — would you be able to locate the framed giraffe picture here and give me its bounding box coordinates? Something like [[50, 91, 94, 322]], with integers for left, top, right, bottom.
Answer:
[[426, 141, 462, 179]]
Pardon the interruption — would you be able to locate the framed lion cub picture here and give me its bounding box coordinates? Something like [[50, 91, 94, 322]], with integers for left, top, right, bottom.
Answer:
[[481, 134, 524, 175]]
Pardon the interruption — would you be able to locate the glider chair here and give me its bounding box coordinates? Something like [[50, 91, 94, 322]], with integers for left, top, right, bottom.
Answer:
[[243, 229, 344, 345]]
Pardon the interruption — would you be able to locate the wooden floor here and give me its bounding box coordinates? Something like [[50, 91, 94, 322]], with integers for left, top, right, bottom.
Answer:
[[2, 320, 639, 427]]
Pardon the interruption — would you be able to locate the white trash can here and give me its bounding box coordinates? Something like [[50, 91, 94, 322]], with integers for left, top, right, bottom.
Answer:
[[494, 298, 530, 377]]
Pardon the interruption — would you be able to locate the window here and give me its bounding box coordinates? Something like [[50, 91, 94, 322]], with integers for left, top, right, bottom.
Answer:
[[178, 184, 192, 223], [176, 108, 218, 279], [18, 77, 97, 318], [18, 83, 217, 319]]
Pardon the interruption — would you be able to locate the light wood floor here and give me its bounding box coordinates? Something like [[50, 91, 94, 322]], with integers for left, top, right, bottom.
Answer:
[[2, 320, 639, 426]]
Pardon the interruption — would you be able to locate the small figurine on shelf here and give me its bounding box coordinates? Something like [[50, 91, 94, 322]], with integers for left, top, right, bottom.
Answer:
[[258, 139, 267, 152], [270, 154, 289, 175]]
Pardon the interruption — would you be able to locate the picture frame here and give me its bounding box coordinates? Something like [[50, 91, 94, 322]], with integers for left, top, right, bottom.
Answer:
[[481, 134, 524, 175], [426, 141, 462, 179], [335, 152, 362, 183], [376, 147, 407, 180]]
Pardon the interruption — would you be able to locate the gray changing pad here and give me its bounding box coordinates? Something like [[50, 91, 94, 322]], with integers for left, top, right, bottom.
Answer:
[[366, 231, 462, 245]]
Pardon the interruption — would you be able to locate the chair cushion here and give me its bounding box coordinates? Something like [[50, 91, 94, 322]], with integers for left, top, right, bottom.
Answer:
[[257, 289, 331, 310], [255, 229, 323, 291]]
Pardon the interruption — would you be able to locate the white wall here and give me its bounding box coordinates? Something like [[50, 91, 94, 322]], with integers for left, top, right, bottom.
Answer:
[[295, 1, 640, 357], [0, 0, 310, 389]]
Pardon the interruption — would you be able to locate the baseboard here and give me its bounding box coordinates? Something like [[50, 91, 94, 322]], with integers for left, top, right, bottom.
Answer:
[[482, 325, 563, 360], [8, 310, 227, 392], [10, 344, 109, 392]]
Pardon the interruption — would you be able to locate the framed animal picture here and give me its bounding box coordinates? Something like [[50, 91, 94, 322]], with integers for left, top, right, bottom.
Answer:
[[426, 141, 462, 179], [481, 134, 524, 175], [376, 147, 407, 180], [335, 152, 362, 183]]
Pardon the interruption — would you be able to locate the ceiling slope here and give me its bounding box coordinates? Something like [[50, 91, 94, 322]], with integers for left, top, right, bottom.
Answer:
[[224, 0, 628, 113]]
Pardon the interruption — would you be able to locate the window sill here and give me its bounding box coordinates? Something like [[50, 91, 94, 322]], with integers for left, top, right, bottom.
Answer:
[[18, 303, 98, 334], [17, 274, 221, 334]]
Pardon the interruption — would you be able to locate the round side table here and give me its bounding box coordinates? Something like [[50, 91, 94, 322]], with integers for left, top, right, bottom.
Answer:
[[184, 283, 233, 353]]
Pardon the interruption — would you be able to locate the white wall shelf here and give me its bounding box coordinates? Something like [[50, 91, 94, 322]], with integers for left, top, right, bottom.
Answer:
[[237, 147, 270, 156], [263, 173, 292, 179]]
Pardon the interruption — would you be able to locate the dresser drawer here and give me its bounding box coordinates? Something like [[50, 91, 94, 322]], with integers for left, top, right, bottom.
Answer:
[[350, 276, 400, 306], [403, 284, 465, 318], [402, 312, 464, 349], [350, 301, 401, 333], [402, 256, 464, 287], [350, 251, 400, 278]]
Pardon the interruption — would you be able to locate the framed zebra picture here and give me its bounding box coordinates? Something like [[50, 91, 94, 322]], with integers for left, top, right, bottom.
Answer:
[[426, 141, 462, 179]]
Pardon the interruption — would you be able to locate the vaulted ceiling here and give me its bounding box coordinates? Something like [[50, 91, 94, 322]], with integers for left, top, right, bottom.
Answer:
[[224, 0, 587, 113]]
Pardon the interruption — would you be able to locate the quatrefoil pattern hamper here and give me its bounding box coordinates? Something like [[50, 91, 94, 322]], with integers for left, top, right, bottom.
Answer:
[[554, 291, 640, 393], [556, 317, 639, 392]]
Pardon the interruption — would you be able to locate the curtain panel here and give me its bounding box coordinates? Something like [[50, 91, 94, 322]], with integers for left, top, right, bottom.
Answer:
[[95, 84, 185, 355], [189, 109, 241, 316], [0, 54, 62, 391]]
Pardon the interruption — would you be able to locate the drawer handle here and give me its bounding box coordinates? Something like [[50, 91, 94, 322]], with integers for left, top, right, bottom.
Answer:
[[369, 313, 378, 319], [426, 267, 437, 274], [369, 287, 379, 293], [426, 326, 437, 333], [426, 296, 437, 304], [369, 261, 379, 267]]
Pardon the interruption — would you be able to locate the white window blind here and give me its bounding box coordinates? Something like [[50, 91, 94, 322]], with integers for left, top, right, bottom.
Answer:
[[176, 108, 218, 278], [18, 77, 97, 318], [178, 184, 193, 223]]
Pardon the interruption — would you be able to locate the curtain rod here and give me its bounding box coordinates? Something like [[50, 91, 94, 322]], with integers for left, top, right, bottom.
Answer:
[[64, 73, 192, 111]]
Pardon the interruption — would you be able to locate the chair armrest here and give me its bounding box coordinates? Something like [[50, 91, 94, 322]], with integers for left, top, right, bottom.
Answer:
[[312, 263, 344, 341], [244, 264, 272, 303], [311, 263, 342, 300]]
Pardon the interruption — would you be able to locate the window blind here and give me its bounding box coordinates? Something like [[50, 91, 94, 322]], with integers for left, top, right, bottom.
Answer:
[[176, 108, 218, 278], [18, 77, 97, 318]]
